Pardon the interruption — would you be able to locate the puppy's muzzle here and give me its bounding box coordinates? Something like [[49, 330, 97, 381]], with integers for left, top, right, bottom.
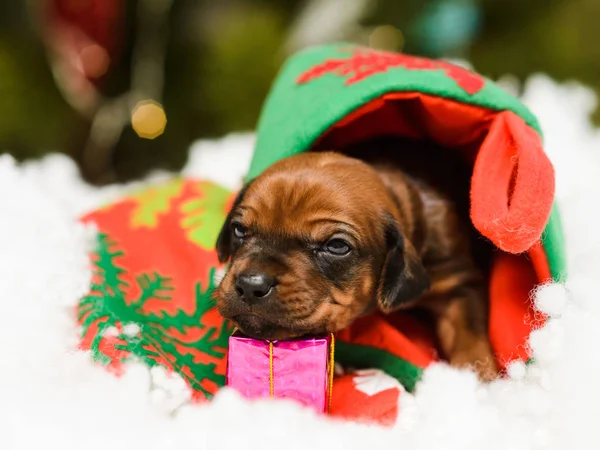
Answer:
[[234, 271, 276, 305]]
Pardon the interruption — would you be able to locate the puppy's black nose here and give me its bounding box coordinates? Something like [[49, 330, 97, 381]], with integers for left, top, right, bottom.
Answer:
[[235, 273, 275, 303]]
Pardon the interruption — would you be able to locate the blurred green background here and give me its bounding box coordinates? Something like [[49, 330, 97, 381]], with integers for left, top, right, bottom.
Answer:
[[1, 0, 598, 184]]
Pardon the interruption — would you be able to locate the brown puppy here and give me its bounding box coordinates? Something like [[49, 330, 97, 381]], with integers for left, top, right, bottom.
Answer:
[[214, 141, 498, 381]]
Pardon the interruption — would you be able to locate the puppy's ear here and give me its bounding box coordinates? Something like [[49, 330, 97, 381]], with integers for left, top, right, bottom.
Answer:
[[377, 212, 430, 313], [215, 181, 252, 263]]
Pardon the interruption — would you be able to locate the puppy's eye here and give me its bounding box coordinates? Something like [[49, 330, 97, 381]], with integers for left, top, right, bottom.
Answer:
[[232, 223, 246, 238], [324, 238, 351, 256]]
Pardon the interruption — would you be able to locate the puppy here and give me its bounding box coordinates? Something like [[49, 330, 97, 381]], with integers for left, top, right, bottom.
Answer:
[[214, 139, 498, 381]]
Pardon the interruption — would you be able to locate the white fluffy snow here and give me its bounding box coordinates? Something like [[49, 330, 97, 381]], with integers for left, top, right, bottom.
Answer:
[[2, 75, 600, 449]]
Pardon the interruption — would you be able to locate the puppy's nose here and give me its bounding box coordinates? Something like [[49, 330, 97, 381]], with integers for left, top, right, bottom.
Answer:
[[235, 273, 275, 303]]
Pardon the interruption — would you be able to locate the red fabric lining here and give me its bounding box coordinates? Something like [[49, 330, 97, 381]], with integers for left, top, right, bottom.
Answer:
[[337, 313, 439, 369], [317, 92, 554, 257], [488, 252, 547, 369], [317, 92, 494, 161], [314, 91, 555, 369], [471, 112, 555, 254]]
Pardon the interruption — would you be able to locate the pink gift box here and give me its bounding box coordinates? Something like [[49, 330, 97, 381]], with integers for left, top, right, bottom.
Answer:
[[226, 332, 333, 413]]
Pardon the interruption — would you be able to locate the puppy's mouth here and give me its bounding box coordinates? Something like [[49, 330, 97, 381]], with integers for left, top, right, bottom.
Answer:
[[229, 313, 317, 340], [215, 285, 325, 340]]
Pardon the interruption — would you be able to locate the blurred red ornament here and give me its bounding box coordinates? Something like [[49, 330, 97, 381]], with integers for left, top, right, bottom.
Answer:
[[40, 0, 124, 91]]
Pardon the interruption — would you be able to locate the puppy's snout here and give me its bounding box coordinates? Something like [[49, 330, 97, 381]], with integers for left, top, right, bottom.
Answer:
[[234, 272, 276, 304]]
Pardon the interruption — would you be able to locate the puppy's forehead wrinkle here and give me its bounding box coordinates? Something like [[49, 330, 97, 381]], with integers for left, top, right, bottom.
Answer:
[[303, 216, 352, 228], [245, 188, 384, 244], [264, 178, 339, 213], [253, 164, 387, 204]]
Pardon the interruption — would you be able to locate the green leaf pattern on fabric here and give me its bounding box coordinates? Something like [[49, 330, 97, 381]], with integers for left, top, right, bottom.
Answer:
[[78, 233, 233, 398], [180, 182, 231, 250], [130, 179, 184, 228]]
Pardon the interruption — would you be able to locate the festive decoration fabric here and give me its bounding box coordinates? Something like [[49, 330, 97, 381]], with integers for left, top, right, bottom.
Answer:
[[78, 178, 233, 400], [76, 44, 568, 426]]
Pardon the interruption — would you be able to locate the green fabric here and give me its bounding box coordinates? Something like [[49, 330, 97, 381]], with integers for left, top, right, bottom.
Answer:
[[335, 341, 423, 393], [246, 42, 542, 181], [542, 204, 568, 281]]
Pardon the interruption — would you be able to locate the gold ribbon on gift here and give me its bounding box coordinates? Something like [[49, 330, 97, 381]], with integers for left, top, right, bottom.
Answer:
[[267, 333, 336, 413], [327, 332, 336, 413]]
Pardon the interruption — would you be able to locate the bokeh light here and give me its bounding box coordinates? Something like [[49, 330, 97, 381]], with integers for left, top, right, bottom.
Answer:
[[369, 25, 404, 51], [80, 43, 110, 79], [131, 100, 167, 139]]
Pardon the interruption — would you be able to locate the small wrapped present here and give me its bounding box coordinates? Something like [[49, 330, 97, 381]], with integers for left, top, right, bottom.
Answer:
[[226, 332, 335, 413]]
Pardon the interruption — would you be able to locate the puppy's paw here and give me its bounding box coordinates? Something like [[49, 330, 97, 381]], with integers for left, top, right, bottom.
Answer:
[[448, 339, 499, 382]]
